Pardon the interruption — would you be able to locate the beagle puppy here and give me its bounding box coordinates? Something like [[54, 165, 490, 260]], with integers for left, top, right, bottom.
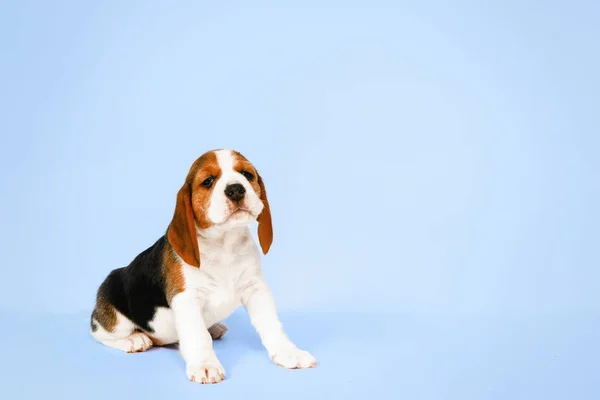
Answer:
[[90, 149, 316, 384]]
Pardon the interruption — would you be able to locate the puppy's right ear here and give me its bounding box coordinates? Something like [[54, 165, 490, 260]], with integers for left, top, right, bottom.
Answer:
[[167, 183, 200, 267]]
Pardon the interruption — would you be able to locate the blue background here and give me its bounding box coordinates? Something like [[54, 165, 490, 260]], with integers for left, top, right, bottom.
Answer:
[[1, 0, 599, 399]]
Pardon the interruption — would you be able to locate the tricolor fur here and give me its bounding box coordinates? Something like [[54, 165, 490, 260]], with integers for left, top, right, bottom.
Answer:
[[90, 149, 316, 384]]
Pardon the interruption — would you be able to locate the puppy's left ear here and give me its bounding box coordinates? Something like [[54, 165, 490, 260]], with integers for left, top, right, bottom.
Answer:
[[256, 172, 273, 255]]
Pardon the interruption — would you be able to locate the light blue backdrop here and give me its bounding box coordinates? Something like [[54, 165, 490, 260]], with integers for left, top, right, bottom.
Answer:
[[1, 1, 598, 399]]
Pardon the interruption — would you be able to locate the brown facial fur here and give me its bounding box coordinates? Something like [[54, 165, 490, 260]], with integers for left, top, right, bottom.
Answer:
[[188, 152, 222, 230], [232, 151, 273, 254], [167, 151, 221, 267]]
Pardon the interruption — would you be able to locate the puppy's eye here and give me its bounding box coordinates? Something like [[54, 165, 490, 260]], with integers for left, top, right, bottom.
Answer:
[[240, 170, 254, 181], [201, 176, 215, 188]]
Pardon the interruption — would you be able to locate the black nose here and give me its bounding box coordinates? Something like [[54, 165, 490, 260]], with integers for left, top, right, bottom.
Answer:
[[225, 183, 246, 202]]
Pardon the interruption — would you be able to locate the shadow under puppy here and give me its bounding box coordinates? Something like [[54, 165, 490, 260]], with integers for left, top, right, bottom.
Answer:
[[90, 149, 316, 384]]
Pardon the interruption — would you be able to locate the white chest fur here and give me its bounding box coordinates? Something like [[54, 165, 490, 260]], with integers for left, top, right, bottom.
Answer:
[[180, 226, 261, 327]]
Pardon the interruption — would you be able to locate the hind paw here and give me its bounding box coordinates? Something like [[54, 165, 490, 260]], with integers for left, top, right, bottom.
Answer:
[[125, 332, 153, 353], [208, 322, 228, 340]]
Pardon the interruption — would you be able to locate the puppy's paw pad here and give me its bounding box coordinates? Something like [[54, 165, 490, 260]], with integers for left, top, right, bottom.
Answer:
[[187, 362, 226, 384], [271, 348, 317, 369], [126, 332, 153, 353], [208, 322, 228, 340]]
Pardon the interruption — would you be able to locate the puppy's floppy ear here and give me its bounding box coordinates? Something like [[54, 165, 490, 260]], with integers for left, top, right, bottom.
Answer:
[[256, 172, 273, 255], [167, 183, 200, 267]]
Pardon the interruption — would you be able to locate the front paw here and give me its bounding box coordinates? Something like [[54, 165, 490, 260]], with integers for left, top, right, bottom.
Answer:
[[186, 361, 226, 384], [270, 347, 317, 369]]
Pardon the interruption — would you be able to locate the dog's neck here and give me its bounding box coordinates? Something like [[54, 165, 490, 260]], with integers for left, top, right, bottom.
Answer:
[[196, 224, 253, 260]]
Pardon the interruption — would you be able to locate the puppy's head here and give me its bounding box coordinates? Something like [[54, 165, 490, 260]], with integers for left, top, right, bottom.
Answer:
[[167, 149, 273, 267]]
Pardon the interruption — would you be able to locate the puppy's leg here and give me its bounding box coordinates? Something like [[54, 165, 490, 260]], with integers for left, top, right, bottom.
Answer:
[[171, 292, 225, 384], [90, 304, 153, 353], [241, 277, 317, 369], [208, 322, 228, 340]]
